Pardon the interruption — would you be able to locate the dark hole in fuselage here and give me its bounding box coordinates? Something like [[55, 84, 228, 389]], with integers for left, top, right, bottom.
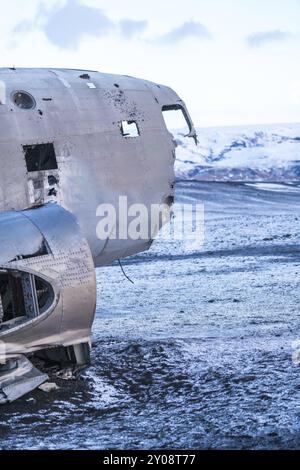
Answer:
[[48, 188, 57, 197], [23, 143, 58, 172], [164, 195, 175, 207], [48, 175, 58, 186]]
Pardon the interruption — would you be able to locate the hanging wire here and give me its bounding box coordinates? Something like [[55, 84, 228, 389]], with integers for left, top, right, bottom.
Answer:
[[118, 259, 134, 284]]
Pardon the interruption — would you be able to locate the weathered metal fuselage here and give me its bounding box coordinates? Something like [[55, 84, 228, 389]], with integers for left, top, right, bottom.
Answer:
[[0, 68, 196, 402]]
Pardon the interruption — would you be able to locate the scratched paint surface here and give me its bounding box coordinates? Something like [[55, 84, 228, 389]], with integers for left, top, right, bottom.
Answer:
[[0, 181, 299, 449]]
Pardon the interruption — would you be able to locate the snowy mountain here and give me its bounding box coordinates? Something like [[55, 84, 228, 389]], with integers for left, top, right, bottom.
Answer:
[[174, 123, 300, 182]]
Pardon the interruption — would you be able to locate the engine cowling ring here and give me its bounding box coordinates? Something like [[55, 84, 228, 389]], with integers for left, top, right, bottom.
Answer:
[[0, 203, 96, 358]]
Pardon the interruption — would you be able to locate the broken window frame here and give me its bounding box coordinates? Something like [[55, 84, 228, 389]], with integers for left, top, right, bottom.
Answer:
[[120, 120, 140, 138], [162, 104, 198, 144]]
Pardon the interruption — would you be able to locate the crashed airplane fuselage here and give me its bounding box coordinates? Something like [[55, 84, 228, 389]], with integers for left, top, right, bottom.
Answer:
[[0, 68, 196, 403]]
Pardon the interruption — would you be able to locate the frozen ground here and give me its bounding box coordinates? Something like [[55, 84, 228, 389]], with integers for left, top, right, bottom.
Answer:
[[0, 181, 300, 450]]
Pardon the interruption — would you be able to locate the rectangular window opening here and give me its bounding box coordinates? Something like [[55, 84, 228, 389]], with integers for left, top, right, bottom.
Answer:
[[121, 121, 140, 138], [23, 143, 58, 172]]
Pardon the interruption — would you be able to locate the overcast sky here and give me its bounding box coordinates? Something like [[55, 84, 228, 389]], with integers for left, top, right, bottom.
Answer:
[[1, 0, 299, 127]]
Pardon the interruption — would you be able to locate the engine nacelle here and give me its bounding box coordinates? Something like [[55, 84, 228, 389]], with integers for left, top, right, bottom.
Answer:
[[0, 204, 96, 402]]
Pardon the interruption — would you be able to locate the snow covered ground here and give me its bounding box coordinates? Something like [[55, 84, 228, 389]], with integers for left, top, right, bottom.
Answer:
[[1, 182, 300, 450], [175, 123, 300, 182], [1, 124, 299, 450]]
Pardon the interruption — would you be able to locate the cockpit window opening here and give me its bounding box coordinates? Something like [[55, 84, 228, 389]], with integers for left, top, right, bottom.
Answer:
[[23, 143, 58, 172], [162, 105, 191, 136], [121, 121, 140, 138]]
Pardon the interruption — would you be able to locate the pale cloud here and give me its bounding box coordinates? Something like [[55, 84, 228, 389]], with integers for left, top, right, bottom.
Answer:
[[14, 1, 149, 48], [155, 20, 212, 45], [247, 30, 291, 48], [14, 0, 115, 50], [119, 19, 148, 39], [14, 4, 210, 49]]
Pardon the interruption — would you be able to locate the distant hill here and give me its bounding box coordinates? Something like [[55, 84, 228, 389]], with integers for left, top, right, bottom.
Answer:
[[174, 123, 300, 182]]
